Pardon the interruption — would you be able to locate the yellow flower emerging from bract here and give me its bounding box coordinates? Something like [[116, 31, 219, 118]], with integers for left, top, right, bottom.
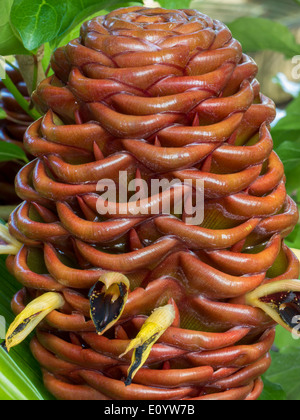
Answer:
[[246, 279, 300, 333], [2, 292, 65, 352], [120, 304, 175, 386], [89, 272, 130, 335], [245, 250, 300, 333], [0, 223, 22, 255]]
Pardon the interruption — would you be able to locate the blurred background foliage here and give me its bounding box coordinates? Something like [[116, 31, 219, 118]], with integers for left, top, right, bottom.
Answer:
[[0, 0, 300, 401]]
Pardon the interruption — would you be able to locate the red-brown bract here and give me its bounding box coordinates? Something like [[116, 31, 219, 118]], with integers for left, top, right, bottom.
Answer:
[[6, 6, 299, 400]]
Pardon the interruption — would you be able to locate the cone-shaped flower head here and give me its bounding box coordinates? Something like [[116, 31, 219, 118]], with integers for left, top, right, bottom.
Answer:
[[4, 6, 299, 400]]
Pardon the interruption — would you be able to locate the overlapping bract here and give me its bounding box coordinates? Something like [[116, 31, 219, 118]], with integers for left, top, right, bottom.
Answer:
[[7, 7, 299, 400], [0, 65, 32, 205]]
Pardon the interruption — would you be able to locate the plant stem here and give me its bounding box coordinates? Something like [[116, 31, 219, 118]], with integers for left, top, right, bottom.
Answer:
[[16, 48, 45, 96], [31, 55, 38, 94], [1, 73, 41, 121]]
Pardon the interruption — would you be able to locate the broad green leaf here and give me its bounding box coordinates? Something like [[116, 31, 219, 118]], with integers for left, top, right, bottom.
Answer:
[[0, 0, 28, 56], [10, 0, 143, 52], [272, 92, 300, 256], [272, 114, 300, 149], [275, 325, 300, 350], [228, 17, 300, 58], [275, 139, 300, 172], [48, 8, 108, 53], [58, 0, 113, 37], [259, 377, 286, 401], [55, 4, 137, 46], [0, 255, 53, 400], [272, 95, 300, 197], [265, 350, 300, 400], [0, 142, 28, 163], [10, 0, 68, 51], [285, 224, 300, 251], [43, 2, 142, 70], [158, 0, 191, 8], [284, 165, 300, 196], [272, 95, 300, 147], [55, 0, 143, 45], [0, 349, 49, 400], [283, 93, 300, 115]]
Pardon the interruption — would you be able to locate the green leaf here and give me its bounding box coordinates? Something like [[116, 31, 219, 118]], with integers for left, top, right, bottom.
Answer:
[[272, 95, 300, 196], [57, 0, 110, 38], [275, 139, 300, 172], [272, 114, 300, 149], [0, 0, 28, 56], [10, 0, 143, 52], [259, 377, 286, 401], [0, 255, 53, 400], [275, 325, 300, 350], [0, 349, 48, 400], [285, 224, 300, 250], [0, 142, 28, 163], [0, 109, 7, 120], [55, 0, 143, 43], [49, 8, 108, 52], [43, 1, 142, 70], [228, 17, 300, 58], [265, 349, 300, 400], [10, 0, 68, 52], [158, 0, 191, 8]]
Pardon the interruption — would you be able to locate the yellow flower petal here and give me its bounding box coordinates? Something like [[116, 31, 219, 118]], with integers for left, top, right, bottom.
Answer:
[[120, 304, 175, 386], [2, 292, 65, 352], [0, 223, 22, 255], [89, 272, 130, 335]]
